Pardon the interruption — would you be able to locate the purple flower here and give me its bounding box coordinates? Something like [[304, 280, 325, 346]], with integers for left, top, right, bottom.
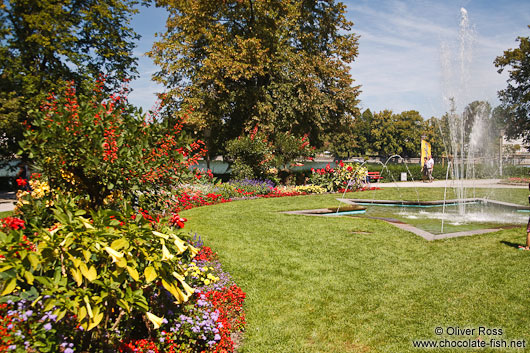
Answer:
[[65, 349, 74, 353], [43, 322, 52, 331]]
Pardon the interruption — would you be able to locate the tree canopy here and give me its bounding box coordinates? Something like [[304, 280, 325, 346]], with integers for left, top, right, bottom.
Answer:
[[148, 0, 361, 160], [0, 0, 142, 161], [494, 26, 530, 144]]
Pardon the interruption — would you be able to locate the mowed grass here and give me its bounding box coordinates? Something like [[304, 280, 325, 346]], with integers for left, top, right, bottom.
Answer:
[[182, 188, 530, 353], [0, 211, 13, 218]]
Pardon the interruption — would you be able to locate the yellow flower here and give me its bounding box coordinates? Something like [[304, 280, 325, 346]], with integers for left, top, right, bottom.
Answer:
[[161, 244, 174, 261], [104, 247, 124, 263], [171, 234, 188, 254], [146, 312, 164, 329]]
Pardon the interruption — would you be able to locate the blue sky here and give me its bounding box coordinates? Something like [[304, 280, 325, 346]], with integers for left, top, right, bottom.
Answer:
[[129, 0, 530, 119]]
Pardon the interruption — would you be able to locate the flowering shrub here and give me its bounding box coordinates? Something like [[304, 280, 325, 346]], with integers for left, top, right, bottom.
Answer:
[[3, 79, 248, 352], [225, 127, 273, 180], [310, 162, 368, 192], [0, 195, 202, 352], [115, 245, 245, 353], [0, 200, 245, 353], [21, 81, 206, 208]]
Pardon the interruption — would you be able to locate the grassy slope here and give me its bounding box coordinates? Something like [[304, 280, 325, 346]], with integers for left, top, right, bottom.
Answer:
[[182, 188, 530, 353]]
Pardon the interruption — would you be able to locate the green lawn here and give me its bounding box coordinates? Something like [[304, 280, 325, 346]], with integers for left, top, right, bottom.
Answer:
[[0, 211, 13, 218], [182, 188, 530, 353]]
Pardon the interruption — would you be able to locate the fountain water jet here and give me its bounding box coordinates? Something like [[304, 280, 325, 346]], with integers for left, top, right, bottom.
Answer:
[[440, 7, 497, 221]]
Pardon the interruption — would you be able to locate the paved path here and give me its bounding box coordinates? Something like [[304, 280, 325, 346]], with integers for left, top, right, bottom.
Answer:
[[374, 178, 527, 189], [0, 192, 15, 213]]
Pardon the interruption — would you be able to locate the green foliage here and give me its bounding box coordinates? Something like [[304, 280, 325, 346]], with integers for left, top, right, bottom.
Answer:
[[0, 0, 142, 162], [225, 132, 271, 180], [349, 109, 429, 158], [149, 0, 361, 159], [494, 26, 530, 144], [0, 194, 199, 351], [21, 82, 204, 208], [226, 127, 314, 180], [503, 165, 530, 178]]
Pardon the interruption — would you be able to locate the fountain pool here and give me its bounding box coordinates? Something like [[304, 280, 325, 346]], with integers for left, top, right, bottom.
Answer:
[[353, 201, 527, 235], [286, 198, 529, 241]]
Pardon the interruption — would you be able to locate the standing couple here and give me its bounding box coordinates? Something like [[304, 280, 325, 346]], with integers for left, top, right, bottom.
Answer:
[[422, 155, 434, 182]]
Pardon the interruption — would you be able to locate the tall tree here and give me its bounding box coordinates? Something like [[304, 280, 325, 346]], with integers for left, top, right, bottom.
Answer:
[[351, 109, 375, 156], [0, 0, 142, 161], [149, 0, 361, 163], [494, 26, 530, 143], [394, 110, 423, 157], [370, 110, 398, 157]]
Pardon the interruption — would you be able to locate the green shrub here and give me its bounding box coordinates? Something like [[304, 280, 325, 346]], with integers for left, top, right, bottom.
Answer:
[[225, 127, 314, 180], [366, 162, 522, 181]]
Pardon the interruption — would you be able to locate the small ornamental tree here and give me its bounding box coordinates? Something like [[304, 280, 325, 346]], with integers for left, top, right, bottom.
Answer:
[[20, 81, 206, 208], [225, 126, 314, 180]]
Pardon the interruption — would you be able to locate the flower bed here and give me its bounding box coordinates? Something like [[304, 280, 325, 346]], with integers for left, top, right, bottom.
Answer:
[[503, 177, 530, 185], [310, 162, 368, 192], [0, 213, 245, 353]]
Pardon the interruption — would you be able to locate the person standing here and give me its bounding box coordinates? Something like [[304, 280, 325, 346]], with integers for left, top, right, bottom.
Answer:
[[422, 157, 429, 182], [426, 155, 434, 182]]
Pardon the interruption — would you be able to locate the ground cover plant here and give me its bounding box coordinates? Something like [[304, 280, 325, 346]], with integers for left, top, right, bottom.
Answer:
[[181, 187, 530, 353]]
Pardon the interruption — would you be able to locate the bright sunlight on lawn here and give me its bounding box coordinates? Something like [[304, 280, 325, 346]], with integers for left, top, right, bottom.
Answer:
[[182, 188, 530, 353]]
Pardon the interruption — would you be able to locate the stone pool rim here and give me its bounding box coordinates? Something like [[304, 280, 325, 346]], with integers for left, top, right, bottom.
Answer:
[[283, 198, 530, 241]]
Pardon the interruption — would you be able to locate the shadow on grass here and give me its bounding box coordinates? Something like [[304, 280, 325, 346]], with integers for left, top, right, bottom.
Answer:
[[500, 240, 524, 249]]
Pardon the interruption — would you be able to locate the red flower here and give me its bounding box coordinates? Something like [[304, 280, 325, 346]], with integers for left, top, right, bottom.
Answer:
[[0, 217, 25, 230], [169, 213, 187, 228], [16, 178, 27, 187]]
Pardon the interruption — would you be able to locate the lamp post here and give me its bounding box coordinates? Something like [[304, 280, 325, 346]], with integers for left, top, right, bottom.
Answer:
[[499, 130, 504, 177]]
